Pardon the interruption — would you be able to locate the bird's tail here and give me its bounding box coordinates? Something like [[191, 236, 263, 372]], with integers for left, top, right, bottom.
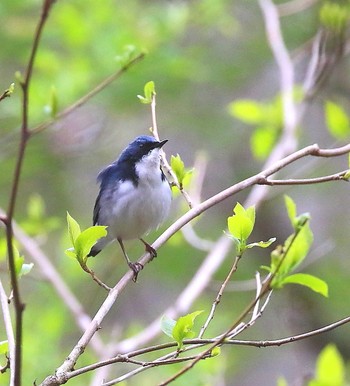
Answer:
[[88, 246, 101, 257], [88, 237, 111, 257]]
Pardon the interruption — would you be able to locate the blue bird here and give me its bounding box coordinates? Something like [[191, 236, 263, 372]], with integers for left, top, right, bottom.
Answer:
[[88, 135, 172, 281]]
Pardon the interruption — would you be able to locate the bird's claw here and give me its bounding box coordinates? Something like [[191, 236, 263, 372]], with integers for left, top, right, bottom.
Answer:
[[129, 262, 144, 282], [145, 244, 157, 260]]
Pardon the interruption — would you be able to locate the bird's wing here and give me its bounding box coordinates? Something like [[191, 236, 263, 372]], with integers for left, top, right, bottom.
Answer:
[[92, 191, 102, 225]]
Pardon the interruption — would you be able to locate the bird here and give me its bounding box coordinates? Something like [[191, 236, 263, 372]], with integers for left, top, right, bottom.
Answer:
[[88, 135, 172, 281]]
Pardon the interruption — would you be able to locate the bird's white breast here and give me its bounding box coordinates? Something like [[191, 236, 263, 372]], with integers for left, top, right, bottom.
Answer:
[[100, 158, 171, 241]]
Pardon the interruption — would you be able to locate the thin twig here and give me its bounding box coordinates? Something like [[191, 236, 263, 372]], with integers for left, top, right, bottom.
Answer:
[[150, 93, 193, 208], [0, 84, 14, 102], [259, 0, 297, 147], [198, 255, 241, 338], [0, 280, 15, 386], [259, 169, 350, 185]]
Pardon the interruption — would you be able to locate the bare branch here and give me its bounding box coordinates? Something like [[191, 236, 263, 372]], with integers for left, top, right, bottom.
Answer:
[[258, 169, 350, 185], [0, 280, 15, 386], [4, 2, 56, 384], [198, 255, 241, 338], [150, 93, 193, 208]]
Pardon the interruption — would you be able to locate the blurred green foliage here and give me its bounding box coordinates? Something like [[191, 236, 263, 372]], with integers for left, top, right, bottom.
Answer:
[[1, 1, 350, 385]]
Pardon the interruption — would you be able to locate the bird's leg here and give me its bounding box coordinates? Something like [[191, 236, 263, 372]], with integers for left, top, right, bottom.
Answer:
[[117, 238, 143, 282], [140, 238, 157, 260]]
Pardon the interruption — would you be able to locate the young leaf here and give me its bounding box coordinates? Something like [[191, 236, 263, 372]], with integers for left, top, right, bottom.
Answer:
[[227, 203, 255, 243], [271, 220, 314, 288], [284, 195, 297, 228], [65, 247, 77, 259], [66, 212, 81, 246], [19, 263, 34, 278], [137, 80, 155, 104], [325, 101, 350, 140], [210, 346, 221, 357], [319, 2, 349, 34], [227, 99, 265, 124], [0, 340, 8, 355], [247, 237, 276, 249], [172, 310, 203, 349], [276, 377, 288, 386], [250, 126, 278, 160], [115, 45, 138, 67], [282, 273, 328, 297], [170, 154, 186, 183], [74, 226, 107, 263], [161, 315, 177, 338], [309, 344, 344, 386]]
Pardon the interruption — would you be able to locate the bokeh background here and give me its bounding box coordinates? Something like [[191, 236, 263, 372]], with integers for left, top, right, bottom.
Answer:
[[1, 0, 350, 385]]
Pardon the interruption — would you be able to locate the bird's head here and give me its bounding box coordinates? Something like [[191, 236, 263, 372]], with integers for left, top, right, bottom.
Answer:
[[119, 135, 168, 166]]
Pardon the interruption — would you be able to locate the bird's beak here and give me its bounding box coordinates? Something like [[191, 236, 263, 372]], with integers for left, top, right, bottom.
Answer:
[[156, 139, 168, 148]]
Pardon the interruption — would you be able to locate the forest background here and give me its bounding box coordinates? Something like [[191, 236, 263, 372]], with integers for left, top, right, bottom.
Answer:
[[1, 0, 350, 385]]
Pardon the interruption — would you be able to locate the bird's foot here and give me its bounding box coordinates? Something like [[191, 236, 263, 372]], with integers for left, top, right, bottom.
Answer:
[[140, 239, 157, 260], [129, 262, 144, 282]]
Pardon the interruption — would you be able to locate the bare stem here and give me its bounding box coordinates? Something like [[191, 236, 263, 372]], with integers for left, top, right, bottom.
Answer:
[[4, 2, 55, 385], [198, 255, 241, 338]]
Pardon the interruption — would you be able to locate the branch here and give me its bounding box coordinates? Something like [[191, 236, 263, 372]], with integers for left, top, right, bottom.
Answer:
[[258, 0, 297, 149], [4, 2, 55, 385], [0, 83, 15, 103], [0, 280, 15, 386], [198, 255, 241, 338], [258, 169, 350, 185], [150, 92, 193, 208]]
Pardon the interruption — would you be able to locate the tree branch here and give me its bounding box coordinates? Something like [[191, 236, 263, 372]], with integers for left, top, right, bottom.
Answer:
[[0, 280, 15, 385], [4, 2, 55, 385]]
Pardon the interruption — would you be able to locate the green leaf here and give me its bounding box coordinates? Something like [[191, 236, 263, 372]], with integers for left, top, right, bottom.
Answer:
[[66, 212, 81, 246], [277, 377, 288, 386], [210, 346, 221, 357], [115, 45, 138, 67], [284, 222, 313, 271], [27, 193, 45, 220], [270, 221, 314, 289], [309, 344, 344, 386], [282, 273, 328, 297], [250, 126, 278, 160], [65, 248, 77, 259], [247, 237, 276, 249], [19, 262, 34, 278], [319, 3, 349, 34], [171, 154, 186, 183], [137, 80, 155, 104], [325, 101, 350, 140], [343, 169, 350, 180], [161, 315, 177, 338], [0, 341, 8, 355], [284, 195, 297, 228], [227, 99, 265, 124], [227, 203, 255, 242], [74, 225, 107, 263], [172, 310, 203, 349]]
